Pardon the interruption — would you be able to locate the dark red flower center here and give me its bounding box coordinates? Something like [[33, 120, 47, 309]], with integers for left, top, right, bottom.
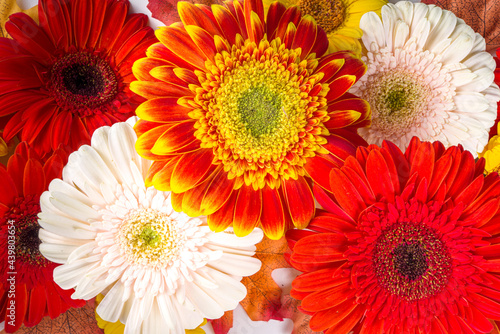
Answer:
[[49, 52, 118, 117], [6, 197, 48, 267], [373, 221, 452, 301]]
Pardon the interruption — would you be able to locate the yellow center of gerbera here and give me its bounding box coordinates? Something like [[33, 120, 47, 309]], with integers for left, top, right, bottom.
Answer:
[[299, 0, 346, 34], [190, 37, 330, 189], [117, 209, 185, 267]]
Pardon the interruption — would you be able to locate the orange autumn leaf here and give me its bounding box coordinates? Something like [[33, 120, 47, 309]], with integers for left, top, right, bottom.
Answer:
[[277, 293, 319, 334], [422, 0, 500, 52], [0, 0, 38, 38], [2, 302, 102, 334], [147, 0, 223, 26], [239, 236, 291, 323]]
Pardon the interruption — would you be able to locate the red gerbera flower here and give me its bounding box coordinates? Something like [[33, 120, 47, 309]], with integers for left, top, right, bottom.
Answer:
[[132, 0, 370, 239], [287, 137, 500, 333], [0, 0, 157, 157], [0, 143, 84, 332]]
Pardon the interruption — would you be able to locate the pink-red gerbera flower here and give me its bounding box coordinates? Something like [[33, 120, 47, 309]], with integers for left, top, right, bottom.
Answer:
[[132, 0, 370, 239], [287, 137, 500, 333], [0, 143, 84, 332], [0, 0, 156, 157]]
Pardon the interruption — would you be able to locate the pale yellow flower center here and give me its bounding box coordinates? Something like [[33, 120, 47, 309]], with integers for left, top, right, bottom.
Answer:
[[117, 209, 185, 267]]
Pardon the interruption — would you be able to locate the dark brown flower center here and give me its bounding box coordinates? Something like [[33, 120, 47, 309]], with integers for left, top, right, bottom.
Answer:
[[299, 0, 346, 34], [392, 242, 428, 281], [49, 52, 118, 117], [373, 222, 452, 301], [6, 197, 48, 267]]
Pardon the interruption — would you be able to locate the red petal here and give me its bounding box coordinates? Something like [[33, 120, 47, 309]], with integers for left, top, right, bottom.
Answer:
[[39, 0, 72, 48], [0, 165, 18, 206], [316, 59, 345, 84], [130, 81, 191, 100], [366, 149, 396, 202], [325, 75, 357, 102], [71, 0, 91, 48], [136, 97, 193, 123], [6, 13, 54, 60], [428, 152, 453, 200], [465, 304, 494, 333], [26, 284, 47, 326], [96, 0, 128, 50], [408, 140, 435, 184], [149, 157, 180, 190], [292, 233, 348, 265], [323, 304, 364, 334], [233, 186, 262, 236], [304, 155, 339, 191], [302, 282, 352, 312], [170, 149, 216, 193], [330, 168, 366, 220], [23, 159, 45, 197], [265, 1, 287, 38], [324, 110, 362, 129], [292, 16, 316, 58], [86, 0, 107, 48], [309, 299, 357, 331], [273, 6, 301, 41], [292, 269, 346, 292], [260, 187, 285, 240]]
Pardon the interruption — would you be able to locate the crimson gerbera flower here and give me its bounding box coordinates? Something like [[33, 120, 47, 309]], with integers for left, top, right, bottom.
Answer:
[[0, 143, 84, 332], [0, 0, 157, 157], [287, 137, 500, 333], [132, 0, 370, 239]]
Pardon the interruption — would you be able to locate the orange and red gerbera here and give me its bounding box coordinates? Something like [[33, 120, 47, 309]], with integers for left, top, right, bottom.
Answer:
[[0, 0, 157, 157], [0, 143, 84, 332], [287, 137, 500, 333], [132, 0, 370, 239]]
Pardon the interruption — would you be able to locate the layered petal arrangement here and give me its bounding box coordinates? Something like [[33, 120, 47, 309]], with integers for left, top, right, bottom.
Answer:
[[262, 0, 387, 54], [351, 1, 500, 156], [287, 137, 500, 333], [0, 143, 84, 332], [0, 0, 157, 157], [38, 121, 263, 334], [132, 0, 371, 239]]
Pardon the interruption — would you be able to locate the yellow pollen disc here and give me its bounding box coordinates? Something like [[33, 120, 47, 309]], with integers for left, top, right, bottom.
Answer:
[[299, 0, 346, 34], [192, 38, 330, 189], [117, 209, 185, 267]]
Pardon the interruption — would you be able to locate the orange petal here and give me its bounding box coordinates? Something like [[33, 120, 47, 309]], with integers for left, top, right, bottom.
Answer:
[[136, 97, 193, 123], [200, 168, 236, 215], [178, 2, 221, 37], [323, 304, 364, 334], [207, 191, 237, 232], [155, 26, 206, 70], [130, 81, 191, 99], [150, 157, 181, 191], [185, 25, 217, 62], [309, 299, 357, 332], [260, 187, 286, 240], [151, 121, 198, 155], [233, 185, 262, 236], [330, 168, 366, 220], [283, 176, 315, 229], [302, 282, 352, 312], [132, 57, 172, 82], [170, 149, 216, 193], [324, 110, 362, 129]]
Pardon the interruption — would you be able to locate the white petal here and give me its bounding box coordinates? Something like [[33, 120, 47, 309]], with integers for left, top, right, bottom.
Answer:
[[454, 92, 490, 112], [360, 12, 386, 51]]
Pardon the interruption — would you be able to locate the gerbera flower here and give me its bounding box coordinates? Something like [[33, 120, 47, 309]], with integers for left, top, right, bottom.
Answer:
[[262, 0, 387, 54], [94, 294, 208, 334], [0, 142, 84, 332], [351, 1, 500, 156], [0, 0, 156, 157], [38, 121, 263, 333], [132, 0, 371, 240], [287, 136, 500, 333]]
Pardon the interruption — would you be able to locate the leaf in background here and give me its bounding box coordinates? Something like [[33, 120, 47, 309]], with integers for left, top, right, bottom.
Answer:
[[147, 0, 224, 26], [422, 0, 500, 52], [239, 236, 290, 322], [277, 293, 318, 334], [210, 311, 233, 334], [11, 302, 102, 334], [0, 0, 38, 38]]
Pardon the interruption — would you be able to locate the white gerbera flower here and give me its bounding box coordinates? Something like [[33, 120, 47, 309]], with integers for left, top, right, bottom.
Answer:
[[37, 120, 263, 334], [351, 1, 500, 156]]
